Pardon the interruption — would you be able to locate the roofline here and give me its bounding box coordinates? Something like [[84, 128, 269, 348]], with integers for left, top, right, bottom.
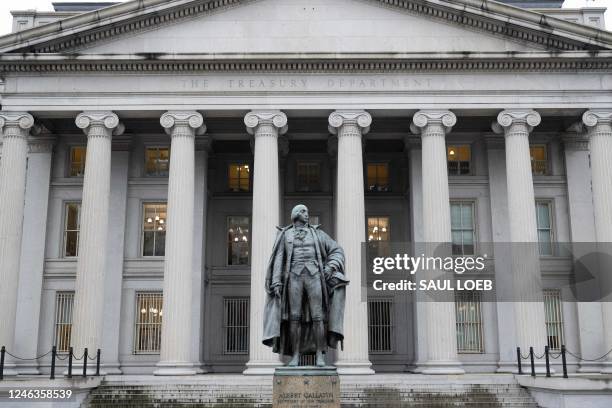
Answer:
[[0, 0, 610, 52]]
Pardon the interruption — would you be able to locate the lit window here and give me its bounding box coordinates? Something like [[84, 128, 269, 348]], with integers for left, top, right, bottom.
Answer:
[[368, 298, 393, 353], [134, 292, 163, 354], [367, 217, 390, 242], [451, 202, 475, 255], [223, 297, 249, 354], [143, 203, 167, 257], [530, 145, 548, 176], [544, 290, 564, 351], [366, 163, 390, 192], [536, 201, 553, 256], [69, 146, 86, 177], [228, 216, 250, 265], [53, 292, 74, 353], [447, 145, 471, 175], [145, 147, 170, 177], [229, 164, 251, 192], [296, 161, 321, 192], [455, 291, 484, 353], [64, 203, 81, 257]]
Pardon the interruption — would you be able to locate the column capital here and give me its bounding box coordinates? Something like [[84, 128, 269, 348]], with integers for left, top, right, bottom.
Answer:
[[328, 110, 372, 135], [410, 110, 456, 135], [0, 112, 35, 139], [160, 111, 206, 137], [582, 109, 612, 128], [244, 110, 288, 136], [492, 109, 541, 134], [76, 111, 124, 137]]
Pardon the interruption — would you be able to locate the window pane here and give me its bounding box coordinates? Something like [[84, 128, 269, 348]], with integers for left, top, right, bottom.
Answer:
[[64, 203, 81, 257], [530, 146, 548, 175], [229, 164, 251, 192], [537, 203, 551, 229], [69, 147, 86, 177], [450, 202, 476, 256], [145, 147, 170, 177], [447, 145, 471, 176], [142, 203, 167, 257], [54, 292, 74, 353], [366, 163, 390, 192], [134, 292, 163, 354], [228, 216, 250, 265], [296, 162, 321, 192]]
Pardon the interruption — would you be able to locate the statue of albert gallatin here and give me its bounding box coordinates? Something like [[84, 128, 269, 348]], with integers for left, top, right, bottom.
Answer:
[[263, 204, 348, 367]]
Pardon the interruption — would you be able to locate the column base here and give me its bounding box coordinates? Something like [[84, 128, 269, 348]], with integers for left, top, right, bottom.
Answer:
[[1, 363, 19, 377], [153, 361, 198, 376], [578, 362, 602, 373], [16, 364, 40, 375], [243, 360, 279, 375], [335, 360, 375, 375], [418, 361, 465, 375], [600, 362, 612, 374]]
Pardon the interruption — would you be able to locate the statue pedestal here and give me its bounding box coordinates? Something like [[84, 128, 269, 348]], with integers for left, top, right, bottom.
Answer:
[[273, 366, 340, 408]]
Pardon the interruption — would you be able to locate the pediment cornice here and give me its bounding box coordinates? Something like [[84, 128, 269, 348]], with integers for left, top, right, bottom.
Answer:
[[0, 0, 611, 54]]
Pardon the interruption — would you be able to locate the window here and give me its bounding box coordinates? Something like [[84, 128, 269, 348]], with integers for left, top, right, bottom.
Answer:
[[145, 147, 170, 177], [368, 298, 393, 353], [309, 215, 320, 226], [530, 145, 548, 176], [451, 202, 476, 256], [367, 217, 390, 242], [134, 292, 163, 354], [447, 145, 471, 175], [228, 216, 250, 265], [296, 161, 321, 192], [53, 292, 74, 353], [228, 164, 251, 192], [366, 163, 390, 192], [63, 203, 81, 257], [544, 290, 564, 351], [455, 291, 484, 353], [142, 203, 167, 257], [536, 201, 553, 256], [69, 146, 86, 177], [223, 297, 249, 354]]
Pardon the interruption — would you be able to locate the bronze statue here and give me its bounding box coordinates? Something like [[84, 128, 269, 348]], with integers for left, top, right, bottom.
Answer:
[[263, 204, 348, 367]]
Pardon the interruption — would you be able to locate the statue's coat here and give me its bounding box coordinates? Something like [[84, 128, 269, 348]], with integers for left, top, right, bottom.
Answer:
[[262, 224, 348, 356]]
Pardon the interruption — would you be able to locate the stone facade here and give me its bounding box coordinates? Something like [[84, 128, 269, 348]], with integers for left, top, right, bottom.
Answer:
[[0, 0, 611, 379]]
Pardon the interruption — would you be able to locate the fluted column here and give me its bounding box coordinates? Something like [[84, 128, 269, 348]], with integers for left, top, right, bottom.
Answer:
[[155, 111, 205, 376], [329, 110, 374, 374], [582, 109, 612, 373], [243, 111, 287, 375], [0, 112, 35, 376], [411, 110, 464, 374], [493, 110, 547, 353], [71, 112, 123, 370]]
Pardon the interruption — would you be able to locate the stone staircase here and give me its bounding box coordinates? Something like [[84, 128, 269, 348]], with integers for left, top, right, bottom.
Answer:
[[83, 374, 540, 407]]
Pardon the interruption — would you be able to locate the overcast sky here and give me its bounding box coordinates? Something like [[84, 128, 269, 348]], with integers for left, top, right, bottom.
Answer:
[[0, 0, 610, 36]]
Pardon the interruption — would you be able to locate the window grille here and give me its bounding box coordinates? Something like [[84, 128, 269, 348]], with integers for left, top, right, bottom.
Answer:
[[455, 291, 484, 353], [223, 297, 249, 354], [228, 164, 251, 192], [63, 203, 81, 257], [544, 290, 564, 351], [133, 292, 163, 354], [536, 201, 554, 256], [450, 202, 476, 255], [368, 298, 393, 353], [145, 147, 170, 177], [530, 145, 548, 176], [142, 203, 167, 257], [69, 146, 86, 177], [227, 216, 250, 265], [53, 292, 74, 353], [447, 145, 471, 175], [366, 163, 390, 192], [296, 161, 321, 192]]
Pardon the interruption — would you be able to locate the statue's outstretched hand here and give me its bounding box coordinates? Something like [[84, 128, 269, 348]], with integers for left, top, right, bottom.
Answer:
[[273, 286, 282, 299]]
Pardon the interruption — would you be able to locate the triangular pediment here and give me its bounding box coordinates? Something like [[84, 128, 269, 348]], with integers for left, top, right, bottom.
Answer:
[[0, 0, 611, 55]]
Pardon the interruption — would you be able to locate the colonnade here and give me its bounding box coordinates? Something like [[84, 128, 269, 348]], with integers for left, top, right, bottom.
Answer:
[[0, 109, 611, 375]]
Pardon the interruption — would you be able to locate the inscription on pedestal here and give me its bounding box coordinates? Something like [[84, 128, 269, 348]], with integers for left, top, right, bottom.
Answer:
[[273, 367, 340, 408]]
